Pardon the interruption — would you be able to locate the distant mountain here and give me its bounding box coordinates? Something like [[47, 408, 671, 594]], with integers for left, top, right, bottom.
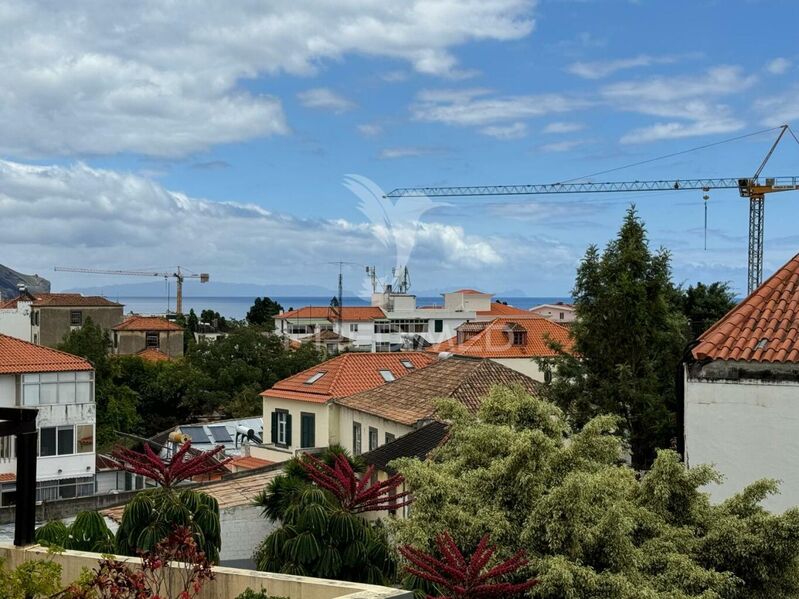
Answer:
[[63, 280, 343, 298], [0, 264, 50, 301]]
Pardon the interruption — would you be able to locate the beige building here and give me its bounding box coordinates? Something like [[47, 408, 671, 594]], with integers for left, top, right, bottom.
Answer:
[[112, 315, 184, 359], [529, 302, 577, 324], [23, 293, 123, 347], [252, 352, 436, 463]]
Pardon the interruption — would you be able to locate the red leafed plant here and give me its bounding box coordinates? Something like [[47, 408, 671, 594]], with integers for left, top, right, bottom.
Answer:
[[300, 452, 412, 513], [63, 526, 214, 599], [399, 532, 538, 599], [111, 440, 231, 488]]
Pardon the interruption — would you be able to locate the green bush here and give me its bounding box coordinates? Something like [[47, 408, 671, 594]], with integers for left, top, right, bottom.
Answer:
[[235, 588, 289, 599]]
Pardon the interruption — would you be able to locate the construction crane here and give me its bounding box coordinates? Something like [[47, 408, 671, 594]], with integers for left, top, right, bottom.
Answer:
[[387, 125, 799, 294], [53, 266, 209, 315]]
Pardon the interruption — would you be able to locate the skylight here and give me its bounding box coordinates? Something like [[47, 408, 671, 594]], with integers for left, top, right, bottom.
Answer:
[[304, 371, 326, 385], [379, 369, 396, 382], [756, 338, 768, 350], [401, 360, 414, 369]]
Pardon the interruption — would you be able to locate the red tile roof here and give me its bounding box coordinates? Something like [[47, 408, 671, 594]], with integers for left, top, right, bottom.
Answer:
[[693, 253, 799, 363], [32, 293, 122, 307], [275, 306, 385, 322], [336, 357, 541, 425], [477, 302, 530, 317], [229, 456, 274, 470], [113, 315, 184, 331], [429, 316, 573, 358], [0, 334, 93, 374], [261, 352, 436, 403], [447, 289, 490, 295], [135, 347, 173, 362], [0, 473, 15, 483]]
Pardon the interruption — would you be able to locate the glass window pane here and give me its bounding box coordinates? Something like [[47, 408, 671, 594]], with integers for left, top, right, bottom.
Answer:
[[60, 381, 76, 404], [76, 382, 91, 403], [40, 373, 58, 383], [22, 374, 39, 384], [76, 372, 93, 381], [23, 384, 39, 406], [57, 426, 74, 455], [77, 425, 94, 453], [58, 372, 76, 382], [40, 428, 56, 456], [40, 383, 58, 405]]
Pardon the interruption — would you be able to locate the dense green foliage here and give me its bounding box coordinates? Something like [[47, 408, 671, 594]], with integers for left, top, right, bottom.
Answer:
[[115, 487, 222, 563], [35, 511, 115, 553], [394, 386, 799, 599], [0, 556, 62, 599], [59, 320, 323, 444], [253, 447, 395, 585], [680, 281, 738, 340], [541, 206, 688, 468], [235, 589, 288, 599], [246, 297, 284, 328]]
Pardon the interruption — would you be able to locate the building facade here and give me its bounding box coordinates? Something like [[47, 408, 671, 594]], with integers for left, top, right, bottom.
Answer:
[[112, 315, 184, 358], [529, 302, 577, 324], [684, 252, 799, 512], [29, 294, 124, 347], [0, 334, 96, 506]]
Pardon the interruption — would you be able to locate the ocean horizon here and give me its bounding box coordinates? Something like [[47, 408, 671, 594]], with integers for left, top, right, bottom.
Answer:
[[115, 295, 573, 320]]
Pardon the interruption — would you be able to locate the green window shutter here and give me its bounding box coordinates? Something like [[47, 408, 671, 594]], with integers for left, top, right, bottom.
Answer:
[[301, 413, 316, 448], [270, 411, 278, 444], [285, 413, 293, 447]]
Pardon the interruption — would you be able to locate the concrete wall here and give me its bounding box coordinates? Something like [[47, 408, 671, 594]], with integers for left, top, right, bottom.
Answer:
[[336, 406, 414, 456], [491, 357, 547, 382], [0, 489, 139, 525], [0, 375, 16, 407], [684, 365, 799, 512], [0, 303, 32, 341], [219, 504, 277, 567], [529, 305, 576, 323], [36, 306, 123, 347], [115, 329, 184, 357], [0, 544, 412, 598]]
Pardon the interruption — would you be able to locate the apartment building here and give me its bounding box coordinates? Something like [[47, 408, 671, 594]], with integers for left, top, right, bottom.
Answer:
[[113, 315, 184, 359], [0, 334, 96, 506]]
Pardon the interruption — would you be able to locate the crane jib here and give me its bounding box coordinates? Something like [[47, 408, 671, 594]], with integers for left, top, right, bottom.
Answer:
[[386, 177, 799, 198]]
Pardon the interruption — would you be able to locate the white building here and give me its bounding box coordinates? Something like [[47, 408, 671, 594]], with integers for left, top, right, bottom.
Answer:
[[274, 289, 530, 352], [684, 252, 799, 512], [0, 293, 34, 342], [529, 302, 577, 324], [0, 334, 96, 506]]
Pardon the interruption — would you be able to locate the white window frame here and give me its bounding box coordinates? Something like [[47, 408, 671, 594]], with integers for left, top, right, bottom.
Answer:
[[276, 411, 288, 446]]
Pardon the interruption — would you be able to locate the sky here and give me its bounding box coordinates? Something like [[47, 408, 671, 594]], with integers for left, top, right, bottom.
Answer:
[[1, 0, 799, 297]]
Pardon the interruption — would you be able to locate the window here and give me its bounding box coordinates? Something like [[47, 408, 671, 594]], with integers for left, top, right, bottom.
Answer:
[[40, 428, 57, 456], [300, 412, 316, 448], [145, 332, 160, 348], [512, 331, 527, 346], [349, 323, 358, 332], [385, 432, 395, 444], [288, 324, 313, 335], [353, 422, 362, 455], [401, 360, 414, 369], [544, 368, 553, 384], [375, 342, 391, 352], [374, 322, 395, 334], [368, 427, 378, 451], [379, 369, 395, 382], [77, 425, 94, 453], [34, 311, 39, 326], [0, 436, 15, 460], [22, 371, 94, 406], [36, 476, 94, 502], [559, 312, 565, 320], [271, 410, 291, 447], [70, 310, 82, 326], [304, 371, 326, 384], [434, 319, 443, 333], [57, 426, 74, 455]]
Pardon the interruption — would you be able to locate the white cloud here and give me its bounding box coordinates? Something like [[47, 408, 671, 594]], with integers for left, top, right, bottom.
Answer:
[[767, 57, 792, 75], [357, 123, 383, 137], [755, 87, 799, 126], [542, 121, 584, 134], [538, 138, 591, 152], [480, 122, 528, 139], [0, 0, 536, 158], [603, 66, 754, 143], [379, 147, 443, 159], [0, 160, 504, 286], [567, 54, 677, 79], [297, 88, 356, 113], [412, 88, 588, 128]]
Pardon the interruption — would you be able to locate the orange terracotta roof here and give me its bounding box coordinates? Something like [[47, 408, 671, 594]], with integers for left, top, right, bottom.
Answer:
[[447, 289, 490, 295], [0, 334, 93, 374], [135, 347, 173, 362], [336, 357, 541, 425], [477, 302, 530, 317], [428, 316, 572, 358], [693, 253, 799, 363], [275, 306, 385, 322], [31, 293, 122, 307], [113, 315, 183, 331], [229, 456, 274, 470], [261, 352, 436, 403], [0, 473, 15, 483]]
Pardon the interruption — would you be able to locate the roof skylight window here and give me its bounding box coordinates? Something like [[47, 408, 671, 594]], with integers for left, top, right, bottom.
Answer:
[[401, 360, 414, 369], [379, 369, 396, 382], [304, 371, 326, 384], [756, 338, 768, 350]]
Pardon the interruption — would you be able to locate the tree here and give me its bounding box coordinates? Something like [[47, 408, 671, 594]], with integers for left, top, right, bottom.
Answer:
[[680, 281, 737, 340], [36, 511, 115, 553], [541, 206, 687, 468], [200, 308, 227, 332], [57, 317, 112, 379], [246, 297, 283, 328], [253, 447, 399, 584], [394, 386, 799, 598]]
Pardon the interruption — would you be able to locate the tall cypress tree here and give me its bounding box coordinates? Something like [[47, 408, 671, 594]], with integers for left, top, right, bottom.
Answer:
[[544, 206, 688, 468]]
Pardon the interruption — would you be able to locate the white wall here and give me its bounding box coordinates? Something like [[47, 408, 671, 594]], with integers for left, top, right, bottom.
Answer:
[[491, 358, 547, 382], [0, 303, 32, 341], [529, 305, 576, 323], [335, 405, 414, 456], [0, 375, 16, 408], [219, 504, 277, 566], [259, 396, 331, 461], [685, 371, 799, 512]]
